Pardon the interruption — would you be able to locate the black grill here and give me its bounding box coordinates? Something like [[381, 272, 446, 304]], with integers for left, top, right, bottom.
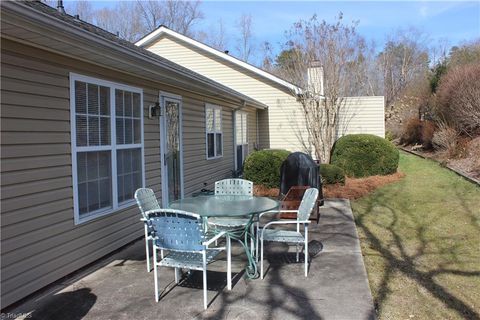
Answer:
[[279, 152, 324, 224], [280, 152, 322, 196]]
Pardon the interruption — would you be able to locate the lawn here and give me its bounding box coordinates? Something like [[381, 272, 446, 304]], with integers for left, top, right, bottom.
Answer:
[[352, 152, 480, 320]]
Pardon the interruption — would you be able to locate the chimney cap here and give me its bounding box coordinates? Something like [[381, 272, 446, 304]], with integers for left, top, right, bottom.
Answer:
[[57, 0, 66, 14], [308, 60, 322, 68]]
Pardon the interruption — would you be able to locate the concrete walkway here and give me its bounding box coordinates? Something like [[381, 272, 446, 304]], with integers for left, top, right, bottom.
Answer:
[[11, 199, 375, 320]]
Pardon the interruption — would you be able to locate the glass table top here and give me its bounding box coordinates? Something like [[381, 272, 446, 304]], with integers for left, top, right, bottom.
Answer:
[[168, 195, 279, 217]]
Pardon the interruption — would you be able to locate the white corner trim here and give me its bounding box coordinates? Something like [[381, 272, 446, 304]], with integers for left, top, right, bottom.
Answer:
[[136, 26, 301, 94]]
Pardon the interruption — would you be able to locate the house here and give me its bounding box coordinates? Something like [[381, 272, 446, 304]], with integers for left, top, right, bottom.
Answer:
[[0, 1, 266, 308], [136, 26, 386, 155]]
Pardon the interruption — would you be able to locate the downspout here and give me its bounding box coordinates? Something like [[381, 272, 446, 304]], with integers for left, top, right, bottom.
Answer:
[[256, 109, 259, 150]]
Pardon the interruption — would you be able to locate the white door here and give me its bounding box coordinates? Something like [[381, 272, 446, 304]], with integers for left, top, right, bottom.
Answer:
[[160, 94, 184, 207]]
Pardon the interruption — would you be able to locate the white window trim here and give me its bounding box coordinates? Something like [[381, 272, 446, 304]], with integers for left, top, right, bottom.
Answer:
[[70, 72, 145, 225], [205, 104, 223, 160]]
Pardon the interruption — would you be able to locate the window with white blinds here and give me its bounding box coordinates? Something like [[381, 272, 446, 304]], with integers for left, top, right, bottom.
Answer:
[[235, 111, 248, 170], [205, 104, 223, 159], [70, 74, 144, 224]]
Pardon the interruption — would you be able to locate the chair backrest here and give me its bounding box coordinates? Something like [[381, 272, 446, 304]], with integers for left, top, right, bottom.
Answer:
[[215, 179, 253, 196], [135, 188, 160, 219], [148, 209, 206, 252], [297, 188, 319, 221]]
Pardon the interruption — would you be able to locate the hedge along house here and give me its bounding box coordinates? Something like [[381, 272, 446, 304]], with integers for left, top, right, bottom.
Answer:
[[0, 1, 266, 308], [136, 26, 386, 156]]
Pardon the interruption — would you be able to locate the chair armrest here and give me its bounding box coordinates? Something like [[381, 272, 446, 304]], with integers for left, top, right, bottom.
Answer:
[[258, 210, 280, 219], [202, 231, 226, 246], [258, 209, 299, 219], [261, 220, 311, 231]]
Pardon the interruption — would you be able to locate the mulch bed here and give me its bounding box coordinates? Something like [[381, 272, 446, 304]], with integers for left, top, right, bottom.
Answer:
[[323, 172, 405, 200], [253, 172, 405, 200]]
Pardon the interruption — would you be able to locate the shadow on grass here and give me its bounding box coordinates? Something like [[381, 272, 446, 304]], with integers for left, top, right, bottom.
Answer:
[[355, 190, 480, 320]]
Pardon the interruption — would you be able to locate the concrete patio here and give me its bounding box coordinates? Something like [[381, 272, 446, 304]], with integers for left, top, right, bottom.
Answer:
[[9, 199, 375, 320]]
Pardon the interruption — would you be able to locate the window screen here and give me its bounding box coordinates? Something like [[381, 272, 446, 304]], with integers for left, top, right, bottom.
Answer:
[[205, 105, 223, 159], [72, 76, 143, 223]]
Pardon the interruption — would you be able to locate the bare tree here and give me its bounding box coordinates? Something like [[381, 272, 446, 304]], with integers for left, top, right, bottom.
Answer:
[[260, 41, 275, 71], [136, 0, 204, 37], [235, 13, 254, 63], [430, 37, 450, 67], [94, 2, 144, 42], [64, 0, 94, 23], [56, 0, 203, 42], [379, 27, 430, 106], [278, 13, 371, 162], [201, 19, 227, 51]]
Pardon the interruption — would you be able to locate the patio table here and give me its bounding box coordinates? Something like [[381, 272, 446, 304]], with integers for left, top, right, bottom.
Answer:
[[169, 195, 279, 281]]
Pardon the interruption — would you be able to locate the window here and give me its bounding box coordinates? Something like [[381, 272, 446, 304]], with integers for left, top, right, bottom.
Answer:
[[205, 104, 223, 159], [235, 111, 248, 170], [71, 73, 144, 224]]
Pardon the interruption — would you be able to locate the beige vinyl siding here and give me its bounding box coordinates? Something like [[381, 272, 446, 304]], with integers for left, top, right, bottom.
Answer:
[[182, 97, 234, 194], [145, 35, 308, 153], [0, 38, 247, 307], [337, 96, 385, 138]]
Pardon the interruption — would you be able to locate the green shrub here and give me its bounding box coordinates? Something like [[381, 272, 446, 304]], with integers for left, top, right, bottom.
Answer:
[[243, 149, 290, 188], [331, 134, 399, 178], [320, 164, 345, 185], [385, 131, 395, 142]]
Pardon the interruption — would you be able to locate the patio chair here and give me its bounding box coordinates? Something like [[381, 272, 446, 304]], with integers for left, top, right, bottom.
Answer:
[[134, 188, 160, 272], [208, 178, 253, 226], [147, 209, 230, 310], [257, 188, 319, 279], [207, 179, 255, 253]]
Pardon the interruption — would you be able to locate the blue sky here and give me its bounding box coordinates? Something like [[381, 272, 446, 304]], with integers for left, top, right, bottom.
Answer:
[[90, 1, 480, 62]]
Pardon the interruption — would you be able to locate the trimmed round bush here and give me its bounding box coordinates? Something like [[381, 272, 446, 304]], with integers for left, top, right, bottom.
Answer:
[[331, 134, 399, 178], [243, 149, 290, 188], [320, 164, 345, 185]]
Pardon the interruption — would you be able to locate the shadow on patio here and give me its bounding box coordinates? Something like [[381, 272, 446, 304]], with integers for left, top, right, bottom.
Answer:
[[7, 200, 375, 320]]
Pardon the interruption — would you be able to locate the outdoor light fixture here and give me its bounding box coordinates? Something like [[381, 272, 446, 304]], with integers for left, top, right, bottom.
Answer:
[[148, 102, 161, 119]]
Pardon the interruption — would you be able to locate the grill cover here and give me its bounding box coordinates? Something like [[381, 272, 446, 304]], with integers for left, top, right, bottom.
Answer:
[[279, 152, 322, 197]]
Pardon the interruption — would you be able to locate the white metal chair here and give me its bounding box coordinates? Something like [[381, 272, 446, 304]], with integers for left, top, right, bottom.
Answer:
[[208, 178, 253, 227], [257, 188, 319, 278], [134, 188, 160, 272], [207, 179, 255, 256], [147, 209, 230, 309]]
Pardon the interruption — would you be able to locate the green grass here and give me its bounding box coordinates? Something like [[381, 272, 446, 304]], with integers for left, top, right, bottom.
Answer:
[[352, 152, 480, 320]]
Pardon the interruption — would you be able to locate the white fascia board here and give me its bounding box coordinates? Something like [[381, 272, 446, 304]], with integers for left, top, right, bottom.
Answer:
[[136, 26, 302, 94]]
